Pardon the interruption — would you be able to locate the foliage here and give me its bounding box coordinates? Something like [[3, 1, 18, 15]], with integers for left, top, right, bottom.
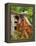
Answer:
[[10, 5, 33, 15], [11, 31, 32, 40]]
